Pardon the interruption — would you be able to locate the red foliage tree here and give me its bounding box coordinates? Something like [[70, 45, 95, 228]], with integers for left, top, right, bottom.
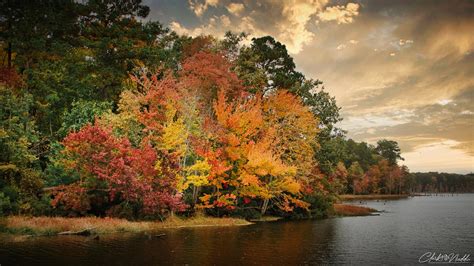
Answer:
[[56, 123, 186, 216], [179, 51, 246, 110], [0, 67, 24, 88]]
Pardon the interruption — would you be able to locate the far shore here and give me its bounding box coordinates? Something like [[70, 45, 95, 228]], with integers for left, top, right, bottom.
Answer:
[[339, 194, 410, 201]]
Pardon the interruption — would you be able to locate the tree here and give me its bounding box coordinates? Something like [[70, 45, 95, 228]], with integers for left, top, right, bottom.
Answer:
[[0, 84, 44, 215], [375, 139, 404, 165], [237, 36, 304, 95], [262, 90, 319, 185], [198, 89, 264, 211], [220, 31, 247, 62], [316, 136, 349, 174], [76, 0, 170, 101], [330, 162, 348, 194], [376, 159, 391, 194], [0, 0, 79, 70], [389, 165, 403, 194], [345, 140, 378, 171], [365, 164, 382, 194], [180, 159, 211, 206], [58, 100, 112, 138], [99, 89, 145, 146], [347, 162, 364, 194], [1, 0, 80, 136], [233, 36, 342, 137], [241, 132, 303, 215], [195, 89, 309, 215], [56, 123, 187, 217], [179, 50, 245, 112]]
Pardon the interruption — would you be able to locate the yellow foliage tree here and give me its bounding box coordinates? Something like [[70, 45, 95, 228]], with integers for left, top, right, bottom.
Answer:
[[263, 90, 320, 194]]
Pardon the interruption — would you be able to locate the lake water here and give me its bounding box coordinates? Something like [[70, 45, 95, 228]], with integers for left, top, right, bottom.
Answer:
[[1, 194, 473, 265]]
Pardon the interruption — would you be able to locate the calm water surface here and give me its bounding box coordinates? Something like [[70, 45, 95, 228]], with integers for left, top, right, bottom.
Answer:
[[1, 194, 473, 265]]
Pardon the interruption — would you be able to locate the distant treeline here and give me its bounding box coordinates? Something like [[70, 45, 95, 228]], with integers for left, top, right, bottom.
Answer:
[[408, 172, 474, 193]]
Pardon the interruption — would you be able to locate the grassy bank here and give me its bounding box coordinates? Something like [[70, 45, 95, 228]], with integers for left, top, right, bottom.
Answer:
[[332, 204, 378, 216], [339, 194, 409, 201], [0, 215, 252, 236]]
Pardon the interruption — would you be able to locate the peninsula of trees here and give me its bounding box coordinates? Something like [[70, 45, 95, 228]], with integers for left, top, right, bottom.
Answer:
[[1, 0, 472, 220]]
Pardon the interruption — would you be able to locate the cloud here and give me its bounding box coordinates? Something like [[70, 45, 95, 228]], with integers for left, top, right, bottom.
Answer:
[[317, 3, 360, 24], [294, 1, 474, 117], [226, 2, 245, 16], [403, 140, 473, 173], [170, 15, 231, 36], [437, 99, 452, 106], [275, 0, 328, 53], [336, 39, 358, 51], [345, 88, 474, 158], [398, 39, 413, 46], [188, 0, 219, 17], [171, 0, 360, 54]]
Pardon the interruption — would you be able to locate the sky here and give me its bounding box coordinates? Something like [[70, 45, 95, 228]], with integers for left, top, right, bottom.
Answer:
[[143, 0, 474, 174]]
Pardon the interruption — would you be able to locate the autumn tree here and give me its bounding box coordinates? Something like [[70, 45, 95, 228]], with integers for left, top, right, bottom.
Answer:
[[197, 89, 264, 211], [55, 123, 186, 217], [330, 162, 348, 194], [179, 50, 245, 113], [194, 89, 309, 215], [262, 90, 320, 189], [347, 162, 364, 194]]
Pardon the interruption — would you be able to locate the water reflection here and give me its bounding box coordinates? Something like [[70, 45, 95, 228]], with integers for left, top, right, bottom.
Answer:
[[0, 220, 336, 265], [1, 194, 473, 265]]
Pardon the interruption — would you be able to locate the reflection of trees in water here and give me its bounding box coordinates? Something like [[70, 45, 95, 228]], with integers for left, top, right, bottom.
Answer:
[[1, 222, 337, 265], [165, 221, 337, 265], [260, 221, 335, 264]]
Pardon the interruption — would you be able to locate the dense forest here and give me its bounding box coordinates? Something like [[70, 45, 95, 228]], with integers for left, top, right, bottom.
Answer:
[[0, 0, 472, 220], [409, 173, 474, 193]]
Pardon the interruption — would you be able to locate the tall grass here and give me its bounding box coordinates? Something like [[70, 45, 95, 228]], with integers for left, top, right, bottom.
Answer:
[[0, 215, 252, 236]]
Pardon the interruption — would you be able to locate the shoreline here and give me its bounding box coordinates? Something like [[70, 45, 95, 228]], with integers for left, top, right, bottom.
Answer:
[[0, 203, 380, 238], [339, 194, 410, 201], [0, 215, 252, 237]]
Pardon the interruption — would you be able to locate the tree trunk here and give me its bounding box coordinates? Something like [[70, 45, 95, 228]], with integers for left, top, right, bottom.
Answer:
[[7, 42, 12, 68], [388, 172, 392, 194], [192, 185, 200, 206], [260, 177, 273, 215], [261, 198, 270, 215]]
